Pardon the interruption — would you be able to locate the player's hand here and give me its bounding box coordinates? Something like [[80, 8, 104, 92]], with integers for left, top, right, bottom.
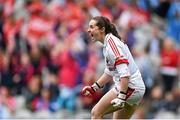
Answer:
[[81, 86, 95, 97], [111, 92, 126, 108], [111, 98, 125, 108]]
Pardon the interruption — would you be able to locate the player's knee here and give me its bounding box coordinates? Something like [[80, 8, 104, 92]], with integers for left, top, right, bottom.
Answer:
[[91, 107, 103, 118]]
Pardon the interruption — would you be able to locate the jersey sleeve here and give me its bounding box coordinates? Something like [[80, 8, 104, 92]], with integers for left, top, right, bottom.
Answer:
[[116, 63, 130, 77], [104, 67, 113, 76], [106, 37, 129, 66]]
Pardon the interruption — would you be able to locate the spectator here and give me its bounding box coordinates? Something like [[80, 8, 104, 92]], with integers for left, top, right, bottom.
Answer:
[[0, 86, 16, 118], [29, 45, 48, 75], [46, 72, 59, 101], [166, 1, 180, 45], [135, 44, 155, 97], [0, 5, 6, 51], [58, 48, 80, 113], [160, 37, 180, 93], [36, 86, 59, 113], [23, 75, 42, 112], [19, 52, 34, 85], [0, 52, 13, 90], [146, 85, 164, 118]]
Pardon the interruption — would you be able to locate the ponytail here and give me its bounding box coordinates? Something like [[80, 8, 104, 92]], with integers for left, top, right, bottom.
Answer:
[[110, 23, 121, 40]]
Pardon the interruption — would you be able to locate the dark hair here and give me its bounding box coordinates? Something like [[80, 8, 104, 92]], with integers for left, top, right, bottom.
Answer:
[[92, 16, 121, 40]]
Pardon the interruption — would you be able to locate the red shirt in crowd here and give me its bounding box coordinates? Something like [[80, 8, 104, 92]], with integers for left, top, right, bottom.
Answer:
[[58, 50, 80, 88]]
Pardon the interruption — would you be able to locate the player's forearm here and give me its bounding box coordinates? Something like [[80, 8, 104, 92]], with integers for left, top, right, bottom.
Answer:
[[96, 72, 112, 87], [116, 63, 130, 93], [120, 76, 129, 93]]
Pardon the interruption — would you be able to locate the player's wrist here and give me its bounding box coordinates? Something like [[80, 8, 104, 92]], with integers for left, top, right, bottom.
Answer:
[[118, 91, 127, 100], [91, 82, 103, 92]]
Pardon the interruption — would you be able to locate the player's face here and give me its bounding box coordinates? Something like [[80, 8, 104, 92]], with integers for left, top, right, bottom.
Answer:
[[87, 19, 103, 42]]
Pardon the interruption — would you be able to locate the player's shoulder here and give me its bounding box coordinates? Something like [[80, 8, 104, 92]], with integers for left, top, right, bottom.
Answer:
[[106, 34, 124, 47]]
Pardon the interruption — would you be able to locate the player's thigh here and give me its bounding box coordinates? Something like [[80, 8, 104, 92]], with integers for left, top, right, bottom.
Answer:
[[91, 89, 119, 116], [113, 102, 137, 119]]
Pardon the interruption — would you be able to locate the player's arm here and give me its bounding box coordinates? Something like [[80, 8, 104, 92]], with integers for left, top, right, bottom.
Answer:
[[111, 63, 130, 108], [96, 72, 113, 87], [106, 37, 130, 107], [82, 72, 112, 96], [117, 63, 130, 93]]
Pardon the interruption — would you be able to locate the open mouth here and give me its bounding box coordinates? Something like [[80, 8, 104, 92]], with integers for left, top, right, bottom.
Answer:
[[90, 34, 95, 41]]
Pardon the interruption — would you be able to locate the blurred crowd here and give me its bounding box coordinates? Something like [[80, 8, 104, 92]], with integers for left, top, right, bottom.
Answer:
[[0, 0, 180, 119]]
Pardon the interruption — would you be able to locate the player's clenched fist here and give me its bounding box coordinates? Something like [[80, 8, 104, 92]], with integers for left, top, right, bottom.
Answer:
[[82, 86, 95, 96]]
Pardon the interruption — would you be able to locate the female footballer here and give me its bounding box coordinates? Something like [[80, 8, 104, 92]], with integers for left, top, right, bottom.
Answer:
[[82, 16, 146, 119]]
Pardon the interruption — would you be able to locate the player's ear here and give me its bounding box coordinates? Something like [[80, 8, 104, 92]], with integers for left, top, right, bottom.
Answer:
[[101, 27, 105, 33]]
